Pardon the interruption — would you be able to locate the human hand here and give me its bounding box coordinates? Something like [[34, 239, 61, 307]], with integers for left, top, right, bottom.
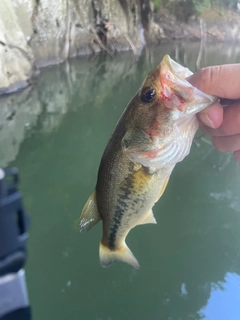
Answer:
[[188, 64, 240, 162]]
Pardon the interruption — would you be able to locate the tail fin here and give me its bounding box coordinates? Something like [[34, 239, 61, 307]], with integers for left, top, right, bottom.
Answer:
[[99, 242, 140, 269]]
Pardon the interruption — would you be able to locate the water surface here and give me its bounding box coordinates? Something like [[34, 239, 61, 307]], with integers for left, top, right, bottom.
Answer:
[[1, 41, 240, 320]]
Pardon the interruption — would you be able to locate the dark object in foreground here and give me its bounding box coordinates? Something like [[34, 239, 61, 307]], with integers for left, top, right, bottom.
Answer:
[[0, 167, 31, 320]]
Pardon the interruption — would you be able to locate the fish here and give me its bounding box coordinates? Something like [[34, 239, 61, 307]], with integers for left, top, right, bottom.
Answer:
[[79, 55, 217, 269]]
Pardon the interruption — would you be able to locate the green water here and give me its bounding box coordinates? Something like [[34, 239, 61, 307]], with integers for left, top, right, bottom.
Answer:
[[2, 42, 240, 320]]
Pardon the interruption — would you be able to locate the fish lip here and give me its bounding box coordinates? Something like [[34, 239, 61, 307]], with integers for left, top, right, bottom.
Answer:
[[160, 55, 217, 114], [163, 55, 193, 79], [160, 55, 194, 113]]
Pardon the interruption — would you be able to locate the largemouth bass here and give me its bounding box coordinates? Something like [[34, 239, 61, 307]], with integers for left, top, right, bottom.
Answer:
[[79, 55, 216, 269]]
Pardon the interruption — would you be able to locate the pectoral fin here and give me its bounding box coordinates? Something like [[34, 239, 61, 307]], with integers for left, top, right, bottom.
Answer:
[[79, 190, 101, 232]]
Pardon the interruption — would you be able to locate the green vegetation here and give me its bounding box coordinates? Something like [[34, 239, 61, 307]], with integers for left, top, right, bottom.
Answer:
[[153, 0, 239, 21]]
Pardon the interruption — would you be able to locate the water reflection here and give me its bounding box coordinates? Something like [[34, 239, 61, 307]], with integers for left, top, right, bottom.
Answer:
[[0, 86, 42, 166], [200, 273, 240, 320], [1, 41, 240, 167], [1, 42, 240, 320], [210, 190, 240, 213]]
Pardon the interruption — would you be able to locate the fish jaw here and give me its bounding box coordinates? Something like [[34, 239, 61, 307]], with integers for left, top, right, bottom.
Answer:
[[160, 55, 217, 115]]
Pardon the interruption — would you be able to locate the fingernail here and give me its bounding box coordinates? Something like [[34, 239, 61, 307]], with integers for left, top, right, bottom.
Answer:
[[198, 113, 215, 128]]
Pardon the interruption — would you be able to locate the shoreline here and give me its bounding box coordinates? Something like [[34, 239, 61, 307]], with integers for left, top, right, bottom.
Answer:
[[0, 1, 239, 95]]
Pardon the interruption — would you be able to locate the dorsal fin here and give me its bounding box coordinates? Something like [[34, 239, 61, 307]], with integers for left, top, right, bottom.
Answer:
[[79, 190, 101, 232]]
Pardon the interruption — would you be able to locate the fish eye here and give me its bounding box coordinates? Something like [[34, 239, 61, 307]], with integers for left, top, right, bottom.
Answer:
[[141, 87, 156, 103]]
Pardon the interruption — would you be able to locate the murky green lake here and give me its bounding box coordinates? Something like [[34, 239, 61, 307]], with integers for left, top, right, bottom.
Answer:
[[1, 42, 240, 320]]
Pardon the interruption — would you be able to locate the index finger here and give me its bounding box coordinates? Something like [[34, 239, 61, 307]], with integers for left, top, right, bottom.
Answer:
[[188, 64, 240, 99]]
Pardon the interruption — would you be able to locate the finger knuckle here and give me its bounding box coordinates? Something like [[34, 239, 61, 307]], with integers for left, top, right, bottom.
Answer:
[[219, 121, 229, 135], [212, 136, 225, 152], [198, 66, 221, 91]]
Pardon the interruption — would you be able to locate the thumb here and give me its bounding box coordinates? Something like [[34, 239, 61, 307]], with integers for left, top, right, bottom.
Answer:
[[197, 102, 223, 129]]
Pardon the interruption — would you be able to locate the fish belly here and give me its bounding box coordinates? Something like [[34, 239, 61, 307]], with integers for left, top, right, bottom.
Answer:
[[97, 153, 173, 268]]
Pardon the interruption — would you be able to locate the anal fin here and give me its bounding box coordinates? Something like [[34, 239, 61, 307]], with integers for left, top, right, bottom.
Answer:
[[137, 210, 157, 226], [79, 190, 101, 232]]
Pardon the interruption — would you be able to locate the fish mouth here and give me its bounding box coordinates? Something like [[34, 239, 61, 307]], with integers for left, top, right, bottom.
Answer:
[[163, 55, 193, 80], [160, 55, 217, 114]]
